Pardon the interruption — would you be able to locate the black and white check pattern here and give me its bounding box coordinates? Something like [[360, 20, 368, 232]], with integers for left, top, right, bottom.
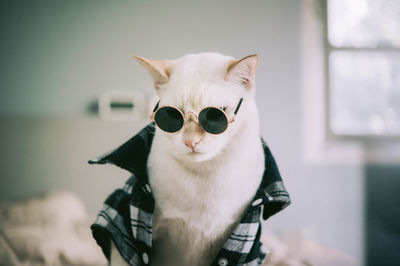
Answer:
[[90, 124, 290, 266]]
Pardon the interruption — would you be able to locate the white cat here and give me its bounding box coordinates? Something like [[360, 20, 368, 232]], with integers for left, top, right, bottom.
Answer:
[[110, 52, 265, 266]]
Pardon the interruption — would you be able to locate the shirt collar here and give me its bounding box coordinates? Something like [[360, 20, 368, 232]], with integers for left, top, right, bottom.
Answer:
[[89, 122, 290, 220], [89, 123, 155, 187]]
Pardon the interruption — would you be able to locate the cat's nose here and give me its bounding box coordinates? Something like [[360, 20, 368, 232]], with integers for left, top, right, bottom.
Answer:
[[184, 138, 200, 149]]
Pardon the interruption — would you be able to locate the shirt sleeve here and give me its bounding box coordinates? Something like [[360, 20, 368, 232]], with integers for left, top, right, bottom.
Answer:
[[91, 176, 140, 265]]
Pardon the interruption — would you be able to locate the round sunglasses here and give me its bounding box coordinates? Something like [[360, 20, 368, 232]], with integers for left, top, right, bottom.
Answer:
[[151, 98, 243, 134]]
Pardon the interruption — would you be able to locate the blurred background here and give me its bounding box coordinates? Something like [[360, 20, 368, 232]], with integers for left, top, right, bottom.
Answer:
[[0, 0, 399, 265]]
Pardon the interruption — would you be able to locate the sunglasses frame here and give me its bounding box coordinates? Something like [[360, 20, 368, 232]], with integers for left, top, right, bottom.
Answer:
[[151, 98, 243, 135]]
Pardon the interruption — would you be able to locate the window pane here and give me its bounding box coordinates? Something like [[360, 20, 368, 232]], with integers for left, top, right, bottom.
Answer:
[[328, 0, 400, 48], [330, 51, 400, 135]]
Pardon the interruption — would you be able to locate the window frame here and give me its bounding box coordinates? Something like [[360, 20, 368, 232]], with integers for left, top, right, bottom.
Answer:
[[322, 0, 400, 140], [300, 0, 400, 165]]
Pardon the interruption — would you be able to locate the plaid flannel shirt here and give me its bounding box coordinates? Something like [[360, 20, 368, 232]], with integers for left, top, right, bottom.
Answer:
[[89, 123, 290, 266]]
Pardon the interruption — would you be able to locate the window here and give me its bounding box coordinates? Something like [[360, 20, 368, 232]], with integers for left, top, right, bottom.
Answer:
[[301, 0, 400, 165], [326, 0, 400, 136]]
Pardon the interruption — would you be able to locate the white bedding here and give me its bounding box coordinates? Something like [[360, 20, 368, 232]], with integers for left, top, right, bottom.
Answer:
[[0, 191, 107, 266]]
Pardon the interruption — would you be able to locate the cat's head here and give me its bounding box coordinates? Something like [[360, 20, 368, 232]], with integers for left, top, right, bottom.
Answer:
[[134, 52, 260, 163]]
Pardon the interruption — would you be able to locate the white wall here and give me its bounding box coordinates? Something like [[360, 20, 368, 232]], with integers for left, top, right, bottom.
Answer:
[[0, 0, 364, 264]]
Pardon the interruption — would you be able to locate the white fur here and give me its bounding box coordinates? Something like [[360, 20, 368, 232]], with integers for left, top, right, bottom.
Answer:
[[111, 52, 264, 266]]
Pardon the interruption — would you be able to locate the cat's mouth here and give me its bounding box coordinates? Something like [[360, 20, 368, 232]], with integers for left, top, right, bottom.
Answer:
[[182, 148, 215, 162], [187, 149, 203, 155]]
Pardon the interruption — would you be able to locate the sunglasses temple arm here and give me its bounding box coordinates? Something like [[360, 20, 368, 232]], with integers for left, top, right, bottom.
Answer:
[[234, 98, 243, 115], [150, 100, 160, 120], [152, 100, 160, 112], [229, 98, 243, 123]]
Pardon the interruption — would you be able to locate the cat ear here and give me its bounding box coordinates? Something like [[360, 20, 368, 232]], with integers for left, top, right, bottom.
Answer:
[[226, 54, 259, 90], [132, 55, 170, 86]]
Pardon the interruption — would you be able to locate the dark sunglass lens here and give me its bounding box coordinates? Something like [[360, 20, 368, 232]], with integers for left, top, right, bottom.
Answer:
[[154, 107, 184, 132], [199, 108, 228, 134]]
